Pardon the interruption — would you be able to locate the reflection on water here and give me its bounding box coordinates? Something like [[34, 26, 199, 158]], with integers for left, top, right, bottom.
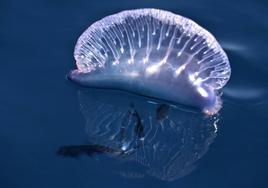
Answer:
[[58, 88, 219, 181]]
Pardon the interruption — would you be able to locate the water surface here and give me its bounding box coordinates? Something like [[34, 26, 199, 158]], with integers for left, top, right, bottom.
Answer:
[[1, 0, 268, 187]]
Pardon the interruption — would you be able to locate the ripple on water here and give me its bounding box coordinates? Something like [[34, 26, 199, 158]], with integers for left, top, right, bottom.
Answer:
[[223, 86, 267, 104]]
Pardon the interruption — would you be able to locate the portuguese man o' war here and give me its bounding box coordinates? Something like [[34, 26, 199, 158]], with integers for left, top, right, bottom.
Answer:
[[69, 9, 231, 115]]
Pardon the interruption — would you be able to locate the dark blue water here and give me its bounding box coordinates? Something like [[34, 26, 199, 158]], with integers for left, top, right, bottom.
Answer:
[[1, 0, 268, 187]]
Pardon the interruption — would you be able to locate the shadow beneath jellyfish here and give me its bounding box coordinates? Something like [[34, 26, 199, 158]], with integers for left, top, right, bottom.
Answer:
[[57, 88, 219, 181]]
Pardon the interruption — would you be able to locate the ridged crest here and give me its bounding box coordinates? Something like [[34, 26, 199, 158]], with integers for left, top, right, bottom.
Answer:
[[74, 9, 231, 89]]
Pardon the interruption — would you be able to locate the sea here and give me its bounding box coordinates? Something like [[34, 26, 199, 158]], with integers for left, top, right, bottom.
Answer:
[[1, 0, 268, 187]]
